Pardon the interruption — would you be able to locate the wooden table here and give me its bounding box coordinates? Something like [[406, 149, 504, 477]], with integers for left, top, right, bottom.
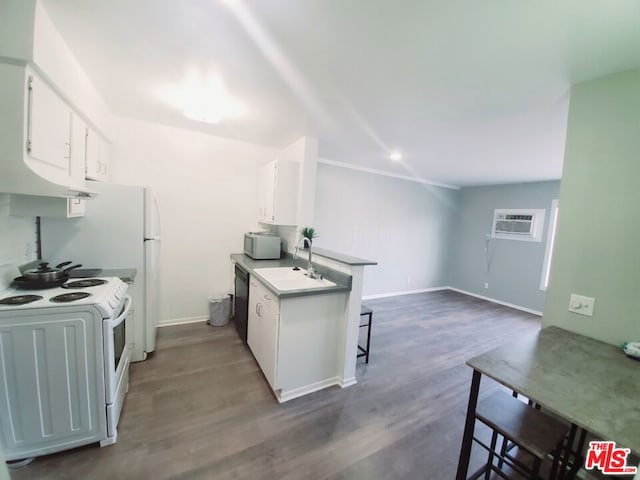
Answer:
[[455, 326, 640, 479]]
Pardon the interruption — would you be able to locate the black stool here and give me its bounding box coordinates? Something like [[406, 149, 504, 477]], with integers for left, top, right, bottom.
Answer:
[[357, 305, 373, 363], [470, 390, 568, 480]]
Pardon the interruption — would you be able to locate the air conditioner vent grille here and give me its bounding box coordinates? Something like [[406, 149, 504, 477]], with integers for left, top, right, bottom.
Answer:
[[495, 220, 533, 234], [491, 209, 546, 242]]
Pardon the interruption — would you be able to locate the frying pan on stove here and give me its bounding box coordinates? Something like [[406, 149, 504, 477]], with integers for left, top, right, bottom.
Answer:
[[12, 276, 69, 290], [23, 262, 82, 281], [13, 262, 82, 289]]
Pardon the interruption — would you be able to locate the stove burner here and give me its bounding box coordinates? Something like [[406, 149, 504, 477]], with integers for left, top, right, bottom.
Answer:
[[62, 279, 107, 289], [50, 292, 92, 303], [0, 295, 43, 306]]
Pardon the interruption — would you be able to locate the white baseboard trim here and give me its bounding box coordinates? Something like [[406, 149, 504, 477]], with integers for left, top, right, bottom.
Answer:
[[158, 315, 209, 327], [362, 286, 448, 300], [277, 377, 342, 403], [340, 376, 357, 388], [446, 287, 543, 316]]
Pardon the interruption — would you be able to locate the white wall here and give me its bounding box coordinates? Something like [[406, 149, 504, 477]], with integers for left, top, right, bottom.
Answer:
[[0, 194, 37, 266], [110, 116, 279, 324], [313, 163, 458, 297]]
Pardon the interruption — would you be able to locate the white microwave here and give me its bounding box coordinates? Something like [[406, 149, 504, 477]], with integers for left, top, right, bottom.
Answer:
[[244, 232, 281, 260]]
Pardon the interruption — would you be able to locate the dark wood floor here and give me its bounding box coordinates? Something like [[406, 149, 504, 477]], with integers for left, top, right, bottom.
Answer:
[[10, 290, 541, 480]]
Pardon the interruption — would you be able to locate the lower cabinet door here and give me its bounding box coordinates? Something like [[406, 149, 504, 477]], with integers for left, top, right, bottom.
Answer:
[[260, 306, 279, 390], [247, 279, 279, 391]]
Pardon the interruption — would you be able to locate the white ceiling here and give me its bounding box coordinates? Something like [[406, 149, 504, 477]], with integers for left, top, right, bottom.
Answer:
[[41, 0, 640, 187]]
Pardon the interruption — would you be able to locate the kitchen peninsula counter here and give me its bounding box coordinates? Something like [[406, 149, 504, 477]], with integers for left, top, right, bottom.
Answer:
[[230, 253, 351, 298], [231, 248, 376, 401]]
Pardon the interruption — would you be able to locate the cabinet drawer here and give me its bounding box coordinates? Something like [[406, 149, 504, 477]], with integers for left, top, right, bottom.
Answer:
[[250, 278, 279, 315]]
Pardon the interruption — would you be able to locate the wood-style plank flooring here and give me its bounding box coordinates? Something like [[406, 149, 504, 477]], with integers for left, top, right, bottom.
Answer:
[[10, 290, 541, 479]]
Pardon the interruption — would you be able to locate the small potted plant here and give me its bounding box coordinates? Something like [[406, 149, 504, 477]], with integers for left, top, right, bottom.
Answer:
[[300, 227, 318, 245]]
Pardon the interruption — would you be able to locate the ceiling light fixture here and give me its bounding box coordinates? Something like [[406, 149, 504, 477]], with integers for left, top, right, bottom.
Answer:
[[389, 151, 402, 161], [155, 68, 245, 124], [182, 70, 243, 124]]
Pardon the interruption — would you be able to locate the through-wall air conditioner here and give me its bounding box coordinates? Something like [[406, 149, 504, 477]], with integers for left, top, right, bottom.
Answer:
[[491, 209, 546, 242]]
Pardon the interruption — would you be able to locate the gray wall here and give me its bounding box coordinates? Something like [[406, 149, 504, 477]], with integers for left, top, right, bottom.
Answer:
[[313, 163, 458, 297], [448, 181, 560, 313], [543, 68, 640, 345]]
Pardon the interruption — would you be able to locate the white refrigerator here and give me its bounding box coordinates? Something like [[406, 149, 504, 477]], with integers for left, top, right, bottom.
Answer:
[[41, 181, 161, 362]]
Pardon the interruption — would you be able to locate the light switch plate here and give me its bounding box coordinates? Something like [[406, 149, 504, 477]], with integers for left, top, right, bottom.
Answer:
[[569, 294, 595, 317]]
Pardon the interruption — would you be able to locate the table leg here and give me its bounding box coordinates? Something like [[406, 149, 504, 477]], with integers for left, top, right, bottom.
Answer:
[[456, 369, 481, 480]]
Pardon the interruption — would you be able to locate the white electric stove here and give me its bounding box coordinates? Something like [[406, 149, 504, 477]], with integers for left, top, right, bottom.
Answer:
[[0, 273, 133, 461], [0, 277, 128, 315]]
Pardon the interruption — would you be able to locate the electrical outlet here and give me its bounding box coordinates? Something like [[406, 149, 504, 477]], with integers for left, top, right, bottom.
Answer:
[[484, 282, 489, 289], [407, 276, 411, 284], [568, 294, 595, 317]]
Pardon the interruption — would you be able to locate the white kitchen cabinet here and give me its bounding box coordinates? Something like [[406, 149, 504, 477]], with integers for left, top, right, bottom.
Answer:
[[257, 161, 275, 223], [69, 112, 88, 189], [9, 110, 89, 218], [248, 277, 348, 402], [0, 63, 92, 198], [27, 73, 73, 184], [0, 312, 107, 460], [248, 278, 279, 389], [85, 128, 110, 181], [257, 159, 299, 225]]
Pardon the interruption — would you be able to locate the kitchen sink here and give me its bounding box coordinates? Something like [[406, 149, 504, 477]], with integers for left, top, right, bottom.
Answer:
[[253, 267, 336, 291]]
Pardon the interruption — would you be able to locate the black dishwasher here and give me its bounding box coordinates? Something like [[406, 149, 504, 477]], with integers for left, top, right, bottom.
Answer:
[[233, 265, 249, 345]]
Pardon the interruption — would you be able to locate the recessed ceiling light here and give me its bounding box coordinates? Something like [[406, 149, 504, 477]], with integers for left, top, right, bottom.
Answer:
[[389, 151, 402, 161]]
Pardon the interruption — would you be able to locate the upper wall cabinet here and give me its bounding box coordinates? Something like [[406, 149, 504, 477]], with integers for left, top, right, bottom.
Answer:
[[8, 107, 90, 218], [27, 73, 73, 184], [85, 128, 110, 182], [257, 159, 300, 225], [69, 112, 88, 189], [0, 63, 93, 198]]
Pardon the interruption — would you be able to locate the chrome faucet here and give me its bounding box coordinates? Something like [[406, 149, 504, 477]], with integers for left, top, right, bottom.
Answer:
[[294, 237, 322, 279]]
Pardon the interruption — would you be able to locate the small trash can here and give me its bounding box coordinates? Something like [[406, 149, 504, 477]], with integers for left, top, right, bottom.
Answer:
[[208, 294, 232, 327]]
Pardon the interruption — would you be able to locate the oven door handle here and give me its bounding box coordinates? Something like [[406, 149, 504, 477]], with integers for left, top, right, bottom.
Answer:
[[106, 295, 132, 329]]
